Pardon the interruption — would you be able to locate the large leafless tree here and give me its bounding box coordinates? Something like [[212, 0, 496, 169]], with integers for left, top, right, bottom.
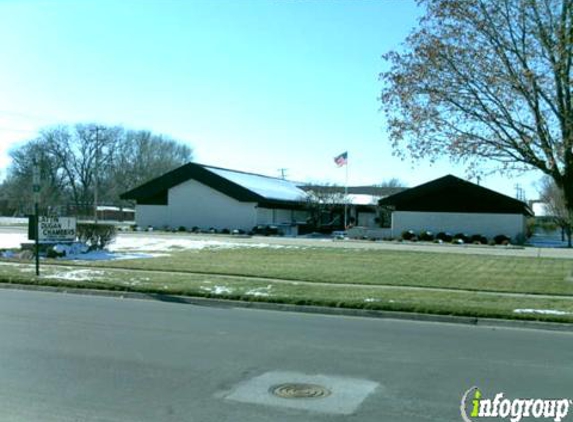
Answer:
[[380, 0, 573, 212], [1, 124, 193, 215]]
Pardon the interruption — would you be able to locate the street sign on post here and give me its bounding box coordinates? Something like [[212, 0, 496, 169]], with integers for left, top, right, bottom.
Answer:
[[32, 157, 40, 276], [32, 161, 40, 203]]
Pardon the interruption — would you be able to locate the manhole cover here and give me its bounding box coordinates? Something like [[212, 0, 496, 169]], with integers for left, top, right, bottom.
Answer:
[[270, 383, 331, 399]]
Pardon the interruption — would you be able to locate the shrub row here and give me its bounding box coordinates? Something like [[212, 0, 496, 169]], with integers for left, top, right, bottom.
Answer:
[[133, 225, 249, 235], [77, 223, 117, 250], [401, 230, 511, 245], [133, 224, 295, 237]]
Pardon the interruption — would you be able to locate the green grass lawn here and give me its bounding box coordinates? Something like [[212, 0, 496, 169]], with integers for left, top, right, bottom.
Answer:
[[69, 247, 573, 296], [1, 261, 573, 322], [1, 245, 573, 323]]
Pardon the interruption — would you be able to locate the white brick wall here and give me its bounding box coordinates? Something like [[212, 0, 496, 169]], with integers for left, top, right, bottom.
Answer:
[[136, 205, 170, 229], [136, 179, 258, 231], [136, 180, 309, 231], [392, 211, 527, 241]]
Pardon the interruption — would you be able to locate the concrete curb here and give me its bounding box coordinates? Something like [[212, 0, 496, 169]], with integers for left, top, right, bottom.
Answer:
[[0, 282, 572, 333]]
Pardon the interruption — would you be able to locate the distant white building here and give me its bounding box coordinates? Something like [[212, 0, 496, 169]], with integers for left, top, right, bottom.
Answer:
[[121, 163, 310, 233], [530, 200, 552, 218], [95, 205, 135, 222]]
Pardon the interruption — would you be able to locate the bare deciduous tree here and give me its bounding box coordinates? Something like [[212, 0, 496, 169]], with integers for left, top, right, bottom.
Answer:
[[1, 139, 67, 214], [303, 184, 348, 230], [105, 130, 193, 203], [2, 123, 193, 215], [381, 0, 573, 213], [42, 124, 122, 214], [375, 178, 406, 188]]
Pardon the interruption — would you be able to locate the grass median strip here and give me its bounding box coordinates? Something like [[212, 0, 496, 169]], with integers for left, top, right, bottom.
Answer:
[[58, 247, 573, 296], [1, 261, 572, 323]]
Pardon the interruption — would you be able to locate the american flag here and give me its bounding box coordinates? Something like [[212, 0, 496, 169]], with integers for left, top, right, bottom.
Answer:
[[334, 151, 348, 167]]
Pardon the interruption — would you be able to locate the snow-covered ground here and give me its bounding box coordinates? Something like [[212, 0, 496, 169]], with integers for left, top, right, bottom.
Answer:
[[0, 217, 28, 226], [0, 232, 299, 261], [4, 230, 573, 260], [0, 233, 28, 249], [200, 285, 233, 295], [44, 269, 106, 281], [513, 309, 571, 316], [109, 236, 296, 253], [245, 285, 273, 297]]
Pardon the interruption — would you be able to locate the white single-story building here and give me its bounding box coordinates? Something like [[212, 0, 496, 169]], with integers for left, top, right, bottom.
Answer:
[[377, 175, 533, 242], [120, 163, 310, 233]]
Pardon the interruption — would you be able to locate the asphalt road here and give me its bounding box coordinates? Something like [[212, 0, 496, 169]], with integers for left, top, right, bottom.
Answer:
[[0, 290, 572, 422]]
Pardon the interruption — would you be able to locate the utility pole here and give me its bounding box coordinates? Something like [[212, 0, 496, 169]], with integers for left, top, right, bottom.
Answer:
[[278, 168, 288, 180], [94, 126, 100, 224], [514, 183, 525, 202]]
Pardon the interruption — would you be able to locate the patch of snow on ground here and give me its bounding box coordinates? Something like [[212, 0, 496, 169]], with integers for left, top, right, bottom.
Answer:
[[109, 236, 298, 253], [513, 309, 571, 316], [0, 261, 25, 267], [0, 233, 28, 249], [0, 236, 162, 261], [44, 269, 106, 281], [200, 285, 233, 295], [45, 242, 163, 261], [0, 263, 37, 273], [364, 298, 380, 303], [0, 233, 297, 261], [123, 277, 150, 286], [0, 217, 28, 225], [245, 285, 273, 297]]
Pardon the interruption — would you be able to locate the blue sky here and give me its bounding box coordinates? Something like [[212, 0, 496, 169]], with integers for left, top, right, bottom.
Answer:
[[0, 0, 542, 198]]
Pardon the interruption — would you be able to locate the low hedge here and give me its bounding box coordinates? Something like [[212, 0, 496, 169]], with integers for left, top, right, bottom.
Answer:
[[419, 230, 434, 241], [401, 230, 416, 241], [77, 223, 117, 251]]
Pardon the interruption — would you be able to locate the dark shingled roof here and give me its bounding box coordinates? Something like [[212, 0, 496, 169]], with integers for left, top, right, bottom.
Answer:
[[120, 162, 308, 209], [378, 175, 533, 216]]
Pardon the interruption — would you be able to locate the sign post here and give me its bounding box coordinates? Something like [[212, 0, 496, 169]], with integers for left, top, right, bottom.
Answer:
[[32, 157, 40, 276]]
